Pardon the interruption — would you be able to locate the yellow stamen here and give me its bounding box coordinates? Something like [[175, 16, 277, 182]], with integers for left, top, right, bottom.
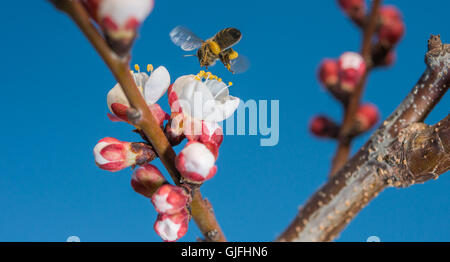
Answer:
[[194, 76, 201, 81], [228, 82, 233, 86], [218, 78, 222, 82], [147, 64, 153, 73], [134, 64, 140, 72]]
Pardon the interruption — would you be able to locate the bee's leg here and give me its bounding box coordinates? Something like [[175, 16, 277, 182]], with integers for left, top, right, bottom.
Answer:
[[226, 63, 232, 72]]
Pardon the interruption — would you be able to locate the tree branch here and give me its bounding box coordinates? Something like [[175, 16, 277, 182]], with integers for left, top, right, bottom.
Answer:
[[49, 0, 226, 242], [277, 35, 449, 242]]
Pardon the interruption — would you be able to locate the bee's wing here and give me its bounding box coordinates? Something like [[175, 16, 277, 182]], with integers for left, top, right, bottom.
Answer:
[[230, 55, 250, 74], [216, 28, 242, 51], [169, 26, 204, 51]]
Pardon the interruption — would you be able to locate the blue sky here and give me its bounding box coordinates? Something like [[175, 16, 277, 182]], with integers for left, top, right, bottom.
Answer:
[[0, 0, 448, 242]]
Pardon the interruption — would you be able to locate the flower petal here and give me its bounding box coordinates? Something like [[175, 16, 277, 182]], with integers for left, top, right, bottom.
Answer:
[[176, 78, 216, 120], [205, 79, 229, 101], [144, 66, 171, 104], [204, 96, 240, 122], [107, 83, 130, 113]]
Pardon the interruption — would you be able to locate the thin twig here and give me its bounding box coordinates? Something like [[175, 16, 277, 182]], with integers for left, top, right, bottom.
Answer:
[[329, 0, 382, 177], [49, 0, 226, 242]]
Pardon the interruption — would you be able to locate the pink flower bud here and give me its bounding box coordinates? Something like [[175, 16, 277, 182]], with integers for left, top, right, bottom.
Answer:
[[356, 104, 379, 131], [378, 6, 405, 46], [380, 5, 403, 24], [93, 137, 156, 172], [97, 0, 154, 56], [131, 164, 166, 198], [338, 0, 365, 16], [379, 21, 405, 46], [199, 122, 223, 148], [338, 52, 366, 92], [107, 102, 129, 122], [309, 116, 339, 138], [175, 141, 218, 184], [318, 59, 339, 87], [151, 185, 189, 215], [154, 209, 189, 242]]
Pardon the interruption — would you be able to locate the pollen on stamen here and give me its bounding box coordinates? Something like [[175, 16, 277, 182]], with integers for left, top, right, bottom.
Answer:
[[134, 64, 140, 72], [147, 64, 153, 73], [228, 82, 233, 86]]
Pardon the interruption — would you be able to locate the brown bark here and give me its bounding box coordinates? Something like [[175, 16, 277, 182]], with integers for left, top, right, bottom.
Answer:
[[277, 35, 450, 242]]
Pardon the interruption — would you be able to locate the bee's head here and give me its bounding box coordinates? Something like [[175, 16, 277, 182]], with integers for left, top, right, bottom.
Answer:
[[196, 47, 205, 63]]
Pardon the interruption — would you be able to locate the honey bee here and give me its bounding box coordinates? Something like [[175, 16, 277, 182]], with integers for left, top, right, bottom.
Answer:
[[170, 26, 249, 74]]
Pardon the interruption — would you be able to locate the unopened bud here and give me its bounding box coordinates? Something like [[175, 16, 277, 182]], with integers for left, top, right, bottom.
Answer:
[[309, 116, 340, 138], [355, 103, 379, 131], [175, 141, 217, 184], [151, 184, 189, 215], [338, 52, 366, 92], [337, 0, 366, 18], [131, 164, 166, 198], [97, 0, 154, 56], [378, 6, 405, 46], [154, 209, 190, 242], [318, 59, 339, 87], [93, 137, 156, 172]]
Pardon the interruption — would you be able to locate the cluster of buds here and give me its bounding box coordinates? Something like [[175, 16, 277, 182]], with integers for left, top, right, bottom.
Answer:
[[337, 1, 405, 68], [318, 52, 366, 103], [309, 103, 379, 139], [82, 0, 154, 56], [152, 184, 191, 242], [94, 65, 240, 241], [85, 0, 242, 243]]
